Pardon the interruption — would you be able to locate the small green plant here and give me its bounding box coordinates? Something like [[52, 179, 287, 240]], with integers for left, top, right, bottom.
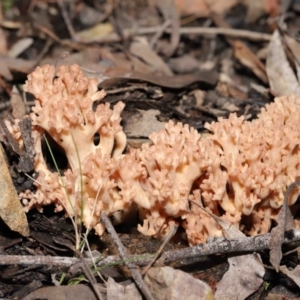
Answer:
[[44, 134, 82, 250], [263, 281, 271, 291], [43, 134, 110, 285], [2, 0, 14, 13], [67, 254, 154, 286]]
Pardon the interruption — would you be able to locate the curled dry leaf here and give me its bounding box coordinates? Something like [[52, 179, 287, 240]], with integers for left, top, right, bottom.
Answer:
[[233, 40, 268, 84], [98, 68, 218, 89], [174, 0, 238, 16], [144, 266, 213, 300], [10, 86, 26, 119], [8, 38, 34, 58], [107, 277, 142, 300], [266, 30, 300, 96], [215, 254, 265, 300], [0, 143, 29, 236], [269, 181, 296, 272], [279, 265, 300, 288], [124, 109, 164, 138], [74, 22, 114, 43], [152, 0, 180, 57], [210, 13, 268, 84], [23, 285, 99, 300], [129, 37, 174, 76], [192, 203, 265, 300]]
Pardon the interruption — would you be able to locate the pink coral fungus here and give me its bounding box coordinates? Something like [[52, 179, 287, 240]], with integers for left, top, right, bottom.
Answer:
[[18, 64, 129, 235], [9, 64, 300, 246], [184, 96, 300, 245]]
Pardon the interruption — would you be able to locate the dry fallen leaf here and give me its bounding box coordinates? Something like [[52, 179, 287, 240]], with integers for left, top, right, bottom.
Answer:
[[169, 55, 200, 73], [23, 284, 98, 300], [264, 0, 280, 18], [174, 0, 238, 16], [233, 40, 268, 84], [0, 8, 7, 56], [245, 0, 266, 23], [191, 203, 265, 300], [210, 13, 268, 84], [152, 0, 180, 57], [0, 55, 35, 80], [283, 34, 300, 80], [98, 68, 218, 89], [144, 266, 213, 300], [75, 22, 114, 43], [284, 34, 300, 63], [279, 265, 300, 288], [107, 277, 142, 300], [266, 30, 300, 96], [124, 109, 164, 138], [129, 37, 174, 76], [215, 254, 265, 300], [0, 143, 29, 236], [8, 38, 33, 58], [215, 225, 265, 300], [244, 0, 280, 23], [269, 181, 297, 272], [10, 86, 27, 119]]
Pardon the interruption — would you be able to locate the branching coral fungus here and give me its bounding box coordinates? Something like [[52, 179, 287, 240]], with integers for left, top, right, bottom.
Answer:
[[24, 64, 126, 170], [184, 95, 300, 245], [12, 64, 131, 236], [7, 64, 300, 246], [132, 121, 218, 237]]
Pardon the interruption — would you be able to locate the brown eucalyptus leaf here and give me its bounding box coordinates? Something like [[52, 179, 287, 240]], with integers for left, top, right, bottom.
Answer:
[[279, 265, 300, 287], [190, 201, 265, 299], [0, 143, 29, 236], [10, 86, 26, 119], [215, 254, 265, 300], [98, 68, 218, 89], [269, 181, 297, 272], [129, 37, 173, 76], [124, 109, 164, 138], [107, 277, 142, 300], [266, 30, 300, 96]]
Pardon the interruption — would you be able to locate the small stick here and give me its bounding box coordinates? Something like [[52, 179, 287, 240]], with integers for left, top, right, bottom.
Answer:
[[53, 236, 104, 300], [2, 228, 300, 268], [141, 223, 178, 275], [56, 0, 77, 40], [150, 19, 171, 49], [85, 26, 272, 44], [101, 212, 155, 300], [35, 24, 83, 51]]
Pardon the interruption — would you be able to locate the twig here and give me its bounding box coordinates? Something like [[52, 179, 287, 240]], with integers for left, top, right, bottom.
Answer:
[[142, 223, 178, 275], [55, 236, 104, 300], [35, 38, 53, 66], [35, 24, 83, 51], [178, 26, 271, 41], [56, 0, 76, 40], [76, 251, 105, 300], [2, 228, 300, 269], [149, 19, 171, 49], [93, 2, 115, 24], [100, 213, 155, 300], [0, 253, 154, 268], [87, 26, 272, 43]]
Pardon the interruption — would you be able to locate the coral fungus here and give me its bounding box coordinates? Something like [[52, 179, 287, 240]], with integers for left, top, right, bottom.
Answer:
[[7, 64, 300, 246]]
